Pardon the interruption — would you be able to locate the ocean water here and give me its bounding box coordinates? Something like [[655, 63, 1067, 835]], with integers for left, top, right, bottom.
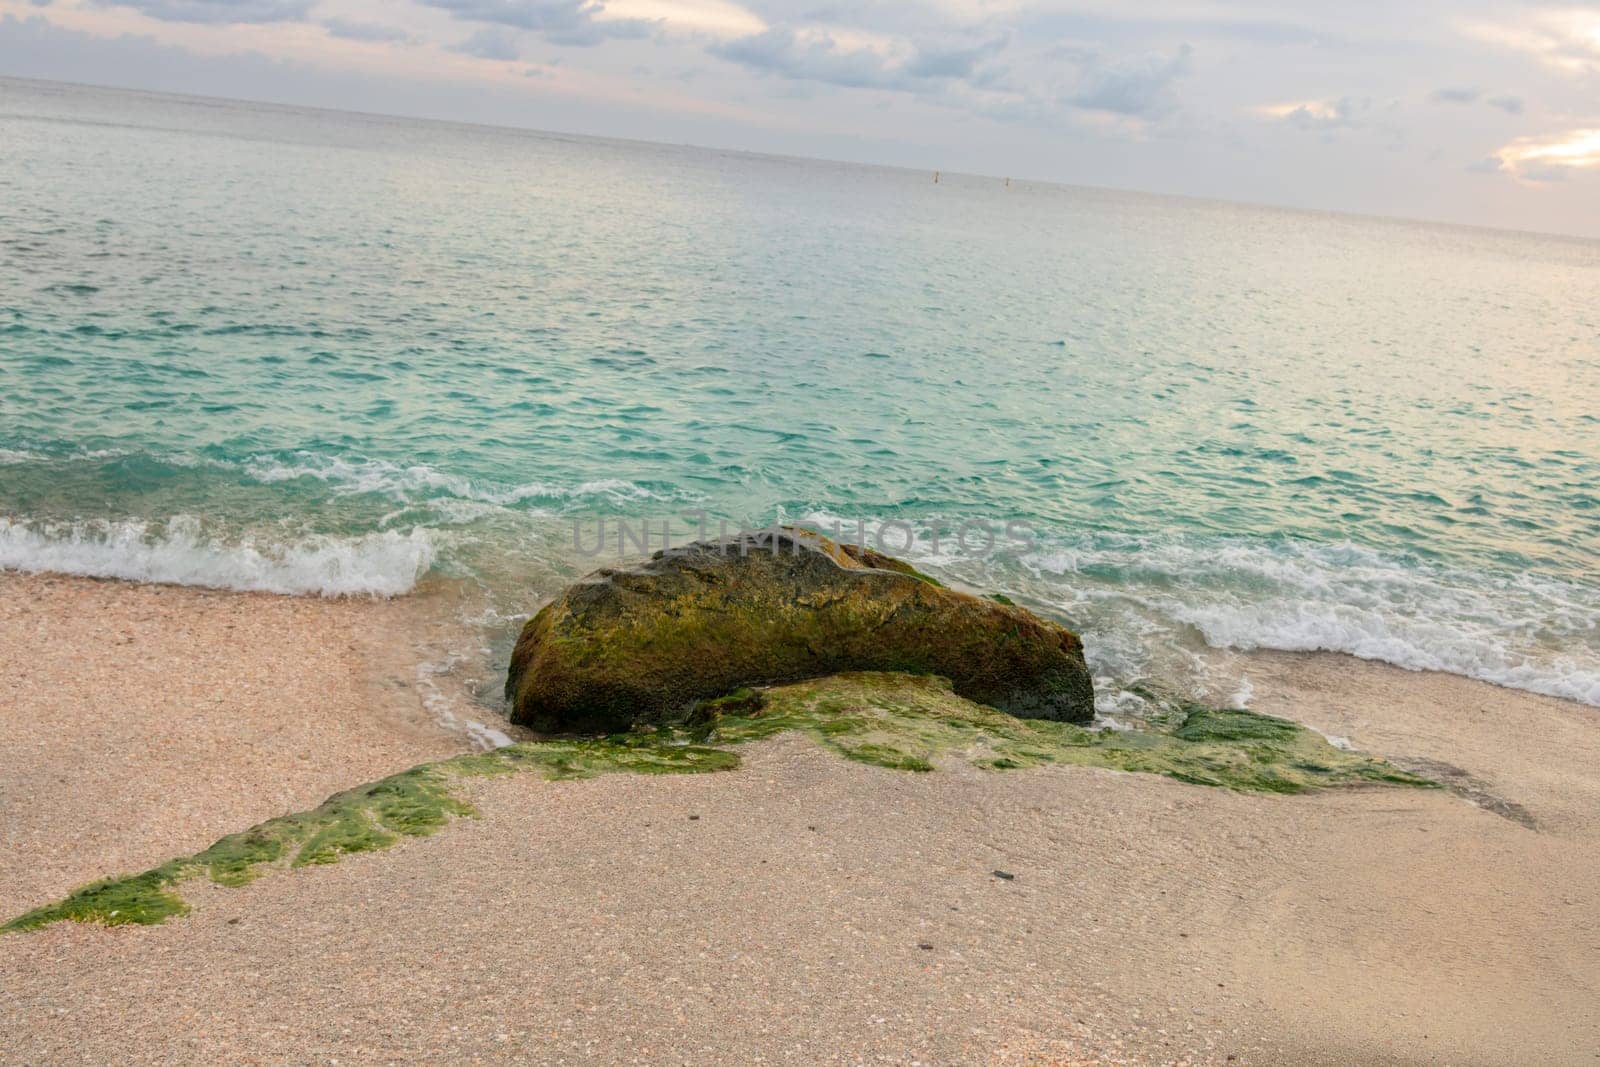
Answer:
[[3, 76, 1598, 717]]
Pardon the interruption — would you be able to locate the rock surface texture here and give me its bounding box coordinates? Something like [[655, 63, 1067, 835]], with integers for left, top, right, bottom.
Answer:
[[506, 529, 1095, 733]]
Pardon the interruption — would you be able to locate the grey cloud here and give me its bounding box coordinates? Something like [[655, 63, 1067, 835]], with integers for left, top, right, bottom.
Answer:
[[1065, 44, 1192, 118], [712, 26, 1192, 128], [1051, 11, 1333, 46], [90, 0, 310, 23], [905, 37, 1006, 80], [1430, 86, 1525, 115], [452, 26, 521, 60], [709, 28, 1012, 94], [710, 28, 911, 90], [321, 18, 412, 43], [418, 0, 652, 48]]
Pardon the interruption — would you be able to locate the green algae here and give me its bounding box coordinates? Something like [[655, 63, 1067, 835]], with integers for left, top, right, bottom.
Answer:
[[696, 673, 1436, 793], [3, 737, 739, 933], [6, 672, 1431, 934], [3, 865, 194, 930], [458, 737, 739, 781]]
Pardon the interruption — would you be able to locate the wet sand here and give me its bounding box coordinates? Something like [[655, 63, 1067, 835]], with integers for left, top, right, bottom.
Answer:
[[2, 573, 1597, 1065]]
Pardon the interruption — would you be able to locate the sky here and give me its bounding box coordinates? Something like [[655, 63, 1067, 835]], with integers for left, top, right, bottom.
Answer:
[[2, 1, 1599, 237]]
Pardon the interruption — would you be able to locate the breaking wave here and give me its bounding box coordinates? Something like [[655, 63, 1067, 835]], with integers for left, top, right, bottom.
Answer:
[[795, 513, 1600, 707], [1023, 535, 1600, 707], [0, 515, 437, 596]]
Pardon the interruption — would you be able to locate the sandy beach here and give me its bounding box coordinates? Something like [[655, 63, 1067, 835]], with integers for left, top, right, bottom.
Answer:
[[2, 572, 1597, 1066], [0, 571, 492, 911]]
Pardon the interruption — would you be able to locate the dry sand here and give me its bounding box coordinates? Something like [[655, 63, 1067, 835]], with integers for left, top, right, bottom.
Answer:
[[0, 571, 490, 911], [2, 572, 1597, 1065]]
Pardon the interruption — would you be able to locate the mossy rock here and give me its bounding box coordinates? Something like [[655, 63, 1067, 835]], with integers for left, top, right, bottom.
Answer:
[[507, 528, 1094, 733], [835, 542, 943, 585]]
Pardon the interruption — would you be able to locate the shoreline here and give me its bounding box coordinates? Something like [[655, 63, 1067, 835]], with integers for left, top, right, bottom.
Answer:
[[2, 570, 1598, 1064]]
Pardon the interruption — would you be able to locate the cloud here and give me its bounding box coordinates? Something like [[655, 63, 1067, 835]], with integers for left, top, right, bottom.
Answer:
[[1258, 96, 1369, 130], [1458, 9, 1600, 75], [451, 26, 522, 60], [1065, 44, 1192, 118], [905, 37, 1007, 80], [96, 0, 656, 44], [418, 0, 653, 47], [710, 25, 1191, 128], [1493, 127, 1600, 179], [708, 27, 1007, 94], [321, 18, 413, 44], [90, 0, 311, 23], [709, 28, 915, 90], [1430, 86, 1527, 115], [600, 0, 762, 38]]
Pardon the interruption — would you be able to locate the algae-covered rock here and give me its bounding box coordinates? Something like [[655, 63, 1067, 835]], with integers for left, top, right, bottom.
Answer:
[[507, 528, 1094, 733]]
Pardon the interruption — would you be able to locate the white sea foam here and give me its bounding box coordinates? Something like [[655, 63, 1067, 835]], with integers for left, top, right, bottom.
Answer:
[[797, 514, 1600, 708], [0, 515, 435, 596], [1229, 675, 1255, 709], [1026, 536, 1600, 708], [242, 453, 675, 508], [1321, 732, 1355, 751], [0, 446, 139, 465], [415, 654, 513, 750], [1091, 681, 1148, 725], [1171, 599, 1600, 705]]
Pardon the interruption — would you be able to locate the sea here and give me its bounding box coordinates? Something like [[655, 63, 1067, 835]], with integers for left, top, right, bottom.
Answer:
[[3, 76, 1597, 729]]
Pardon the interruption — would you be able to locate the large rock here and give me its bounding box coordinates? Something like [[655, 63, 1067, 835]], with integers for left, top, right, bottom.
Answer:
[[507, 529, 1094, 734]]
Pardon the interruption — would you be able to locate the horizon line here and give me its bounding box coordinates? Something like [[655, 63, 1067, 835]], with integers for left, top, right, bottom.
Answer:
[[5, 72, 1598, 247]]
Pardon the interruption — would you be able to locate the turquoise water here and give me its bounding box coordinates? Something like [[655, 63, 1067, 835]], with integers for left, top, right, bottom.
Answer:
[[3, 77, 1599, 709]]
